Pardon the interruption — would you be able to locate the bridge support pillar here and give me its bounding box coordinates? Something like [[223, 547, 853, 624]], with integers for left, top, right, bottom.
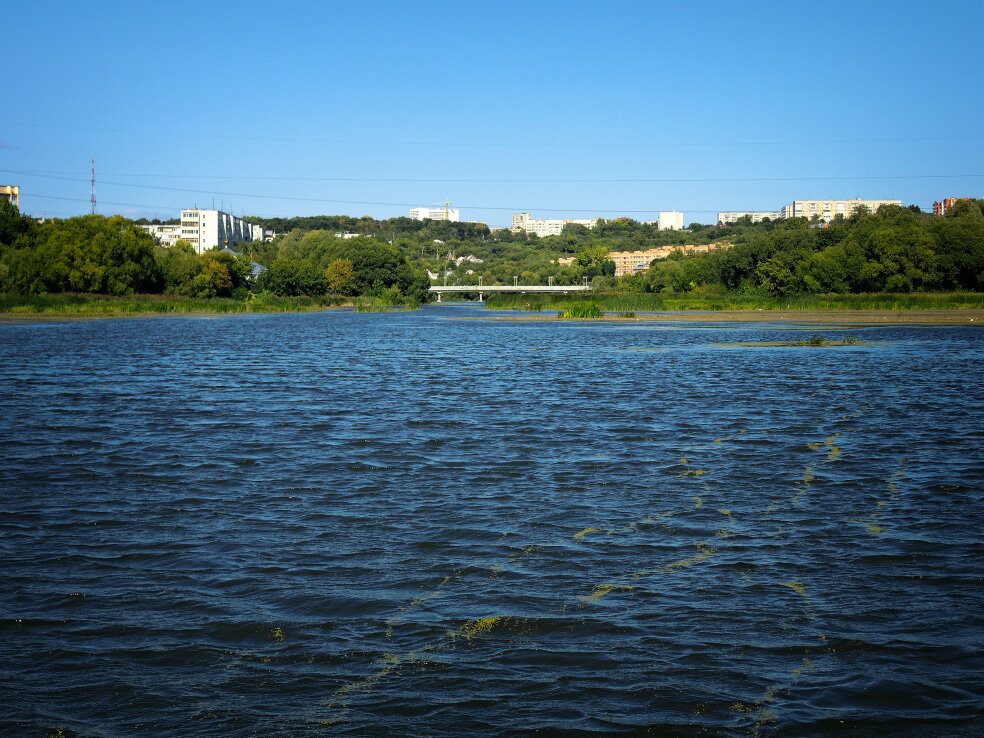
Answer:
[[479, 292, 483, 302]]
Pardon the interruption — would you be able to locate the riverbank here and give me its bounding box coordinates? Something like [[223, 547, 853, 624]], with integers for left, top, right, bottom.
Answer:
[[483, 291, 984, 313], [0, 293, 348, 319], [459, 309, 984, 325]]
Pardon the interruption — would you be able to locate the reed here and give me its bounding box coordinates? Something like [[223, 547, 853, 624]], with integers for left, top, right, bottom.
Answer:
[[558, 302, 603, 318], [0, 292, 344, 315], [354, 295, 422, 312], [484, 291, 984, 312]]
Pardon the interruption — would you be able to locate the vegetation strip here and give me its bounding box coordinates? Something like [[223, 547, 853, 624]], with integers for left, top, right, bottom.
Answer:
[[3, 198, 984, 314]]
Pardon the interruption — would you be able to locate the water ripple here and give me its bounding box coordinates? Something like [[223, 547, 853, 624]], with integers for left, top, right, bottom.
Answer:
[[0, 310, 981, 736]]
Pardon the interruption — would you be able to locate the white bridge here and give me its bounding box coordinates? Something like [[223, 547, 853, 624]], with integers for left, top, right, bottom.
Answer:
[[429, 284, 591, 302]]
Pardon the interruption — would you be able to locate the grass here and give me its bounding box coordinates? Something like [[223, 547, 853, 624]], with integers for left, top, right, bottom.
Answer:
[[484, 291, 984, 313], [0, 292, 345, 316]]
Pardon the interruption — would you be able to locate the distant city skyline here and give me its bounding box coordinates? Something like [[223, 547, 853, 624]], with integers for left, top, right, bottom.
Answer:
[[3, 1, 982, 227]]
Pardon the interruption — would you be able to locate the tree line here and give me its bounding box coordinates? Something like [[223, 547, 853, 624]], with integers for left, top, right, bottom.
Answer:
[[0, 200, 429, 302], [639, 202, 984, 296], [3, 197, 981, 301], [245, 214, 492, 243]]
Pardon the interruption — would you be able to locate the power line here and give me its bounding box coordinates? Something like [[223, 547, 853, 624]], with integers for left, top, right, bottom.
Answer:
[[20, 192, 726, 216], [4, 167, 983, 186], [7, 121, 984, 149], [6, 168, 952, 218], [23, 192, 946, 221]]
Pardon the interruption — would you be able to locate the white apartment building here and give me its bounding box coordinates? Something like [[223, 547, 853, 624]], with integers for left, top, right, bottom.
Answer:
[[410, 206, 461, 222], [141, 223, 184, 247], [717, 211, 783, 225], [657, 211, 684, 230], [511, 212, 602, 237], [1, 185, 20, 209], [781, 199, 901, 221], [142, 209, 266, 253]]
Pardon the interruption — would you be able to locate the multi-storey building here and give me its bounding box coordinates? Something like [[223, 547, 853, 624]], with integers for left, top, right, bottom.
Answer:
[[410, 206, 461, 222], [717, 211, 783, 225], [1, 185, 20, 209], [657, 211, 684, 230], [608, 248, 676, 276], [511, 212, 601, 237], [141, 209, 266, 253], [933, 198, 972, 215], [608, 243, 735, 277], [781, 199, 901, 220], [141, 223, 184, 247]]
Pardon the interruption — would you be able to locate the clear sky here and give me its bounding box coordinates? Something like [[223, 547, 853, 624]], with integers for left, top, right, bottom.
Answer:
[[3, 0, 982, 226]]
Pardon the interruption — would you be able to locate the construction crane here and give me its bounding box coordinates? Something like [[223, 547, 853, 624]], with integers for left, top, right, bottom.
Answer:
[[432, 200, 453, 221]]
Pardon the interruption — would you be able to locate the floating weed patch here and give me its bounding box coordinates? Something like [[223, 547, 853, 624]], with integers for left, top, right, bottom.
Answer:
[[581, 583, 634, 602], [712, 337, 870, 348], [781, 581, 808, 597], [791, 657, 816, 679], [574, 527, 601, 540], [740, 656, 818, 738], [385, 573, 459, 636], [457, 616, 512, 640], [272, 627, 286, 642], [856, 519, 884, 536], [661, 543, 718, 573]]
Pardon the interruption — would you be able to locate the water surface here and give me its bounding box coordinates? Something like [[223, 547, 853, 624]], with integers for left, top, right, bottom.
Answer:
[[1, 305, 982, 736]]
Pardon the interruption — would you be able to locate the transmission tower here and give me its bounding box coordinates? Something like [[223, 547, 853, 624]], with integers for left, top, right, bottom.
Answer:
[[90, 159, 96, 214]]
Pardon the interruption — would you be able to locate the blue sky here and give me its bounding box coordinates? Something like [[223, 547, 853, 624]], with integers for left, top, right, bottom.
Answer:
[[3, 0, 982, 226]]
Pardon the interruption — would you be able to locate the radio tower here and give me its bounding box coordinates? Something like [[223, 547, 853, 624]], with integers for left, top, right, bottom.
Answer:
[[90, 159, 96, 214]]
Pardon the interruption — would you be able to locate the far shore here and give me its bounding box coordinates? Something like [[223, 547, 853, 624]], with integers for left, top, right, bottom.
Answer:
[[3, 306, 983, 326], [456, 308, 984, 326]]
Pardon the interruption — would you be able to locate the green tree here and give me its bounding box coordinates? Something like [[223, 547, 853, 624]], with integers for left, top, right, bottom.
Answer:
[[932, 219, 984, 289], [257, 260, 328, 296], [325, 258, 355, 293], [945, 199, 984, 221], [756, 257, 796, 296], [0, 198, 33, 247], [2, 215, 163, 295]]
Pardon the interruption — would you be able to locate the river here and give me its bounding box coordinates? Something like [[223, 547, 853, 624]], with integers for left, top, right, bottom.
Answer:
[[1, 305, 982, 736]]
